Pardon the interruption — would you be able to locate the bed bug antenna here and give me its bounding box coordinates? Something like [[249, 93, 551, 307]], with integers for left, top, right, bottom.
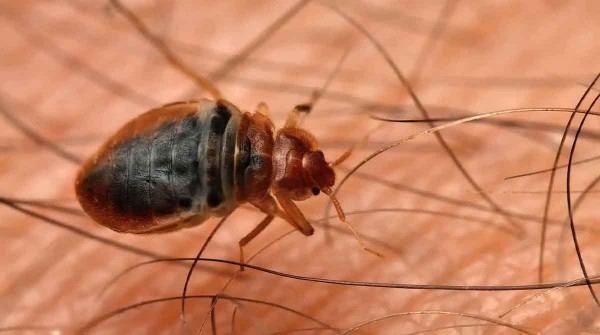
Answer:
[[321, 187, 383, 257]]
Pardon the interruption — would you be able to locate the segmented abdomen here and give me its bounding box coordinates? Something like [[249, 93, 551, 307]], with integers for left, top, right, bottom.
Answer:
[[75, 100, 241, 233]]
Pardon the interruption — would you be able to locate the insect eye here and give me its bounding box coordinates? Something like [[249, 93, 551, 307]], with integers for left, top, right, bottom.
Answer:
[[311, 187, 320, 196]]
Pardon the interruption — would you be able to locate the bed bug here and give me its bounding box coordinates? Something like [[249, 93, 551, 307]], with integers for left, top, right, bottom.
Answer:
[[75, 0, 382, 267], [75, 98, 380, 267]]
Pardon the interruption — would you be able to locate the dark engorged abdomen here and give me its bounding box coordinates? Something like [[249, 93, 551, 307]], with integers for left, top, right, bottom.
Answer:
[[76, 100, 240, 233], [108, 113, 201, 220]]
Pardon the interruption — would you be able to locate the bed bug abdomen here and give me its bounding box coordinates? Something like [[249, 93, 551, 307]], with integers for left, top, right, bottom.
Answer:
[[76, 100, 241, 234]]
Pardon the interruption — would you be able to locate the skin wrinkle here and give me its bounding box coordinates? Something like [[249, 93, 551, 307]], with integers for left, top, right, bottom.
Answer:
[[2, 1, 600, 334]]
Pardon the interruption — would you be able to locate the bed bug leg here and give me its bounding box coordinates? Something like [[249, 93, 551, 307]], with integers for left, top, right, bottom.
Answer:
[[284, 103, 312, 128], [251, 195, 307, 233], [274, 192, 315, 236], [238, 214, 275, 271], [281, 48, 348, 128], [239, 195, 313, 271]]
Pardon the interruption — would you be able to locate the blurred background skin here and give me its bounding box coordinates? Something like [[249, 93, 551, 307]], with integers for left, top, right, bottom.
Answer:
[[1, 0, 600, 333]]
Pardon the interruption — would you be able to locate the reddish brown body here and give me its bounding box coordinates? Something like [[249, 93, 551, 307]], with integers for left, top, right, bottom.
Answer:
[[75, 99, 335, 236], [75, 0, 381, 274]]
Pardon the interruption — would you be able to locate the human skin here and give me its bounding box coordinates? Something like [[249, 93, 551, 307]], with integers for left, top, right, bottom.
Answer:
[[1, 1, 600, 334]]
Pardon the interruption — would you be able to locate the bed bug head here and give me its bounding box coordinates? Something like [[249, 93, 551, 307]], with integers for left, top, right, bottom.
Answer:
[[273, 128, 336, 201], [302, 150, 335, 196], [274, 127, 366, 248]]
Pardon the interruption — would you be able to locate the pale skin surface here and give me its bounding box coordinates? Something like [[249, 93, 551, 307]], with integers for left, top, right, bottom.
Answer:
[[2, 0, 600, 334]]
